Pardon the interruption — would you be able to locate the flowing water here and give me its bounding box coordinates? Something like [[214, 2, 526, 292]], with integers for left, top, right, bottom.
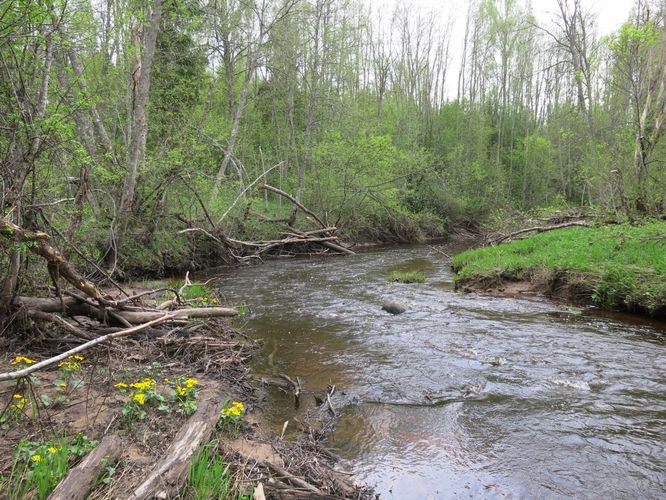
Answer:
[[209, 245, 666, 499]]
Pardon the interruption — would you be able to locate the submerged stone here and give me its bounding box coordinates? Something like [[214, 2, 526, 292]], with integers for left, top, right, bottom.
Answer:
[[382, 301, 407, 315]]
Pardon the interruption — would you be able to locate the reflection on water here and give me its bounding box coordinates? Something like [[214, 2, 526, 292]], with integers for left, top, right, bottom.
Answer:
[[208, 245, 666, 499]]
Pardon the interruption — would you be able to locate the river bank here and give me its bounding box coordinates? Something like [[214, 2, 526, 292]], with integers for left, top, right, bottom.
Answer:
[[0, 287, 372, 499], [451, 221, 666, 318]]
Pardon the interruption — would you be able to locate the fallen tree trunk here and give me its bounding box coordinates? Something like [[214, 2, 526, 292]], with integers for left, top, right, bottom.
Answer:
[[48, 434, 122, 500], [14, 296, 237, 324], [127, 392, 225, 499], [1, 217, 113, 305]]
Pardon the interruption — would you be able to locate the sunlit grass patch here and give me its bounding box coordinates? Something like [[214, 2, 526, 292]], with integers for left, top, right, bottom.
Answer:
[[452, 221, 666, 313]]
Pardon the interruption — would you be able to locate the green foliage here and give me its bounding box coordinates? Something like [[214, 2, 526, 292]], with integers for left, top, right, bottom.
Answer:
[[389, 271, 426, 283], [1, 434, 98, 500], [218, 400, 245, 436], [2, 0, 664, 284], [453, 222, 666, 313]]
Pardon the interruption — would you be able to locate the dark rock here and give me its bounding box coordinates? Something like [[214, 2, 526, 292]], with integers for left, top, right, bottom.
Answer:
[[382, 301, 407, 315]]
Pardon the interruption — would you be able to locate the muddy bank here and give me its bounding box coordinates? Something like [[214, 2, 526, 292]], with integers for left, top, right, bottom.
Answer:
[[454, 270, 666, 319]]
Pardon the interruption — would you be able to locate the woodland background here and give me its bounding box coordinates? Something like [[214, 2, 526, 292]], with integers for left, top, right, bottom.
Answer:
[[1, 0, 665, 283]]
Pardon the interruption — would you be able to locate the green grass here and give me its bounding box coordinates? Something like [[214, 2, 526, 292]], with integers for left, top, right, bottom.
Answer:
[[1, 434, 98, 499], [452, 221, 666, 314], [187, 442, 251, 500], [389, 270, 427, 283], [181, 284, 213, 300]]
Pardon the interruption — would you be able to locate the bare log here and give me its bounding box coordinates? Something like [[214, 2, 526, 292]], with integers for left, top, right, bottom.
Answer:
[[48, 434, 122, 500], [13, 296, 237, 324], [115, 307, 238, 323], [126, 392, 225, 500]]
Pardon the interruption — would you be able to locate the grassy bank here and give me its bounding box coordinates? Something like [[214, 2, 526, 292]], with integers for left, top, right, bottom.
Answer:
[[452, 221, 666, 316]]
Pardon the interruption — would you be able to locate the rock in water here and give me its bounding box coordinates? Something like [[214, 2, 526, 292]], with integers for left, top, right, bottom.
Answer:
[[382, 301, 407, 315]]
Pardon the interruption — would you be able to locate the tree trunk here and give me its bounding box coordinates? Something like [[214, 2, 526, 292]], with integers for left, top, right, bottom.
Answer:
[[117, 0, 164, 237]]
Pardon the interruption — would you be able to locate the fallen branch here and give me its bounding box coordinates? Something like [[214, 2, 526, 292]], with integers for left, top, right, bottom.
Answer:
[[326, 384, 336, 417], [278, 373, 302, 407], [48, 434, 122, 500], [0, 314, 173, 381], [127, 392, 225, 500], [257, 183, 326, 229], [263, 461, 324, 495], [27, 310, 95, 341], [491, 221, 589, 245]]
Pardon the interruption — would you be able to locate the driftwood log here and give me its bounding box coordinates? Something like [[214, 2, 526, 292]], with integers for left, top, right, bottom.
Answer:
[[48, 434, 122, 500], [126, 391, 225, 500]]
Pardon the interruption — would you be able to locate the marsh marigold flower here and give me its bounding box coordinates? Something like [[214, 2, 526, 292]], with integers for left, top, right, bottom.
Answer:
[[221, 401, 244, 417], [130, 379, 156, 391], [133, 393, 146, 405], [47, 447, 58, 454], [114, 382, 128, 388], [12, 394, 27, 410], [32, 454, 42, 462], [184, 378, 198, 389], [11, 356, 36, 365]]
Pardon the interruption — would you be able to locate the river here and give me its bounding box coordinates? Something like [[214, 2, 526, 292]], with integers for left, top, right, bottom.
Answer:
[[209, 245, 666, 499]]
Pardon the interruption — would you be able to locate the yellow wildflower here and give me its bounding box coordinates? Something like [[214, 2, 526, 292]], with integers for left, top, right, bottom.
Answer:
[[130, 378, 156, 391], [176, 386, 187, 396], [12, 394, 26, 410], [11, 356, 36, 365], [32, 454, 42, 463], [56, 382, 67, 388], [132, 393, 146, 405], [184, 378, 198, 389], [221, 401, 244, 417], [114, 382, 128, 388], [164, 378, 170, 384], [71, 355, 84, 361], [47, 447, 58, 454], [58, 360, 81, 371]]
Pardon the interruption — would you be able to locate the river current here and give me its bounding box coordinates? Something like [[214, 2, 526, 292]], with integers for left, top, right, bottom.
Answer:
[[209, 245, 666, 499]]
